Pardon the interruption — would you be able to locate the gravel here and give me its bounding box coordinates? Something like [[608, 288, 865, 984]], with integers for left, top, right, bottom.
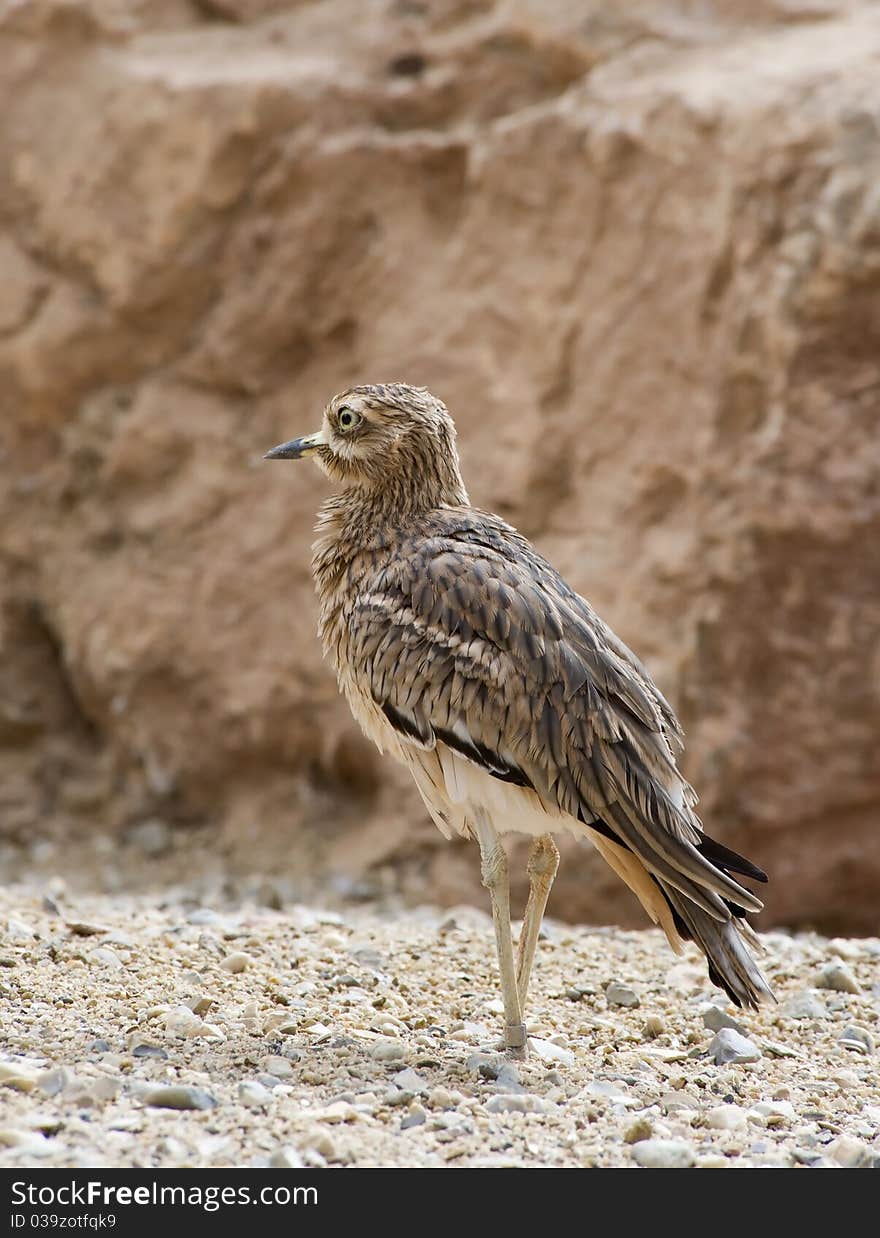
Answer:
[[0, 884, 878, 1168], [706, 1103, 747, 1130], [140, 1085, 218, 1112], [816, 962, 861, 995], [632, 1139, 696, 1168], [838, 1026, 874, 1055], [782, 991, 829, 1020], [606, 981, 640, 1009], [238, 1081, 272, 1108], [702, 1005, 747, 1035], [219, 952, 251, 974], [707, 1028, 762, 1065]]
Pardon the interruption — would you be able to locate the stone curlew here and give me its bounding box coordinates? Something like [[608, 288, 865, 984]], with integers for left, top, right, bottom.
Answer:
[[266, 383, 774, 1052]]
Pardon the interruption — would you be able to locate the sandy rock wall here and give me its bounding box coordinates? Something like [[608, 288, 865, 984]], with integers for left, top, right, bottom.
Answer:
[[1, 0, 878, 930]]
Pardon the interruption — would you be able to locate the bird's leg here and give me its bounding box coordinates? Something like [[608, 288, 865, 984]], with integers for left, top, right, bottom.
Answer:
[[516, 834, 560, 1010], [472, 813, 526, 1054]]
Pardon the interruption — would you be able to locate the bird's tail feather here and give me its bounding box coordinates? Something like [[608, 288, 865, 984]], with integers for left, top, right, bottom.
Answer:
[[660, 881, 775, 1010]]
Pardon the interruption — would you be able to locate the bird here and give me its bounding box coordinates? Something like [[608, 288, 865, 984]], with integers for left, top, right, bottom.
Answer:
[[265, 382, 774, 1053]]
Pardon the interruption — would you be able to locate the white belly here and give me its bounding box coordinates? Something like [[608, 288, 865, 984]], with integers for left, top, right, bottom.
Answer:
[[402, 741, 581, 843]]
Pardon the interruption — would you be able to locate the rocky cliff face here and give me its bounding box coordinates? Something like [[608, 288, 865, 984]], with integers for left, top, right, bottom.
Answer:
[[1, 0, 878, 931]]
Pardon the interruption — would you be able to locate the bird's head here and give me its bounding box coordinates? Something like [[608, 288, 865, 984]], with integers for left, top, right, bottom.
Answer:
[[265, 383, 468, 507]]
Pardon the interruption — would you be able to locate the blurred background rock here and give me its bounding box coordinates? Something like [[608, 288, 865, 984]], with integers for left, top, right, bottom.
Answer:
[[1, 0, 877, 931]]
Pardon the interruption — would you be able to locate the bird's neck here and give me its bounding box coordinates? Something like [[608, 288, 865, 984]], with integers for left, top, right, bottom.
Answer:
[[321, 441, 469, 537], [311, 428, 470, 611], [311, 464, 467, 592]]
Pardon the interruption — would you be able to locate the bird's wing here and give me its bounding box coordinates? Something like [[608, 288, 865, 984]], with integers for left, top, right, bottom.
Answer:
[[347, 512, 762, 921]]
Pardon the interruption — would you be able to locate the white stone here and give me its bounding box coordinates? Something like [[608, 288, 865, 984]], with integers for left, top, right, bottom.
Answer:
[[781, 991, 828, 1020], [368, 1038, 406, 1062], [485, 1094, 553, 1115], [270, 1146, 304, 1169], [219, 952, 251, 973], [708, 1028, 762, 1064], [632, 1139, 696, 1169], [238, 1080, 272, 1108], [706, 1104, 747, 1131], [815, 961, 860, 994], [828, 1135, 872, 1168], [528, 1036, 575, 1066]]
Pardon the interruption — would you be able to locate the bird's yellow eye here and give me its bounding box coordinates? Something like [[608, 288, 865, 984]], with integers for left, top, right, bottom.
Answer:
[[337, 407, 361, 432]]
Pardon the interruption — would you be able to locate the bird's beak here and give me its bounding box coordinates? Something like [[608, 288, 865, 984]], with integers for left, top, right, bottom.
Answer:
[[264, 430, 325, 460]]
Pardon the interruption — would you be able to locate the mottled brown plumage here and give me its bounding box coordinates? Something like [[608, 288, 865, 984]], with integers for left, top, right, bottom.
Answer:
[[266, 383, 774, 1050]]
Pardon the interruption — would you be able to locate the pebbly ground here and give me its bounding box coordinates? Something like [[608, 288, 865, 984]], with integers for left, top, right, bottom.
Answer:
[[0, 882, 878, 1169]]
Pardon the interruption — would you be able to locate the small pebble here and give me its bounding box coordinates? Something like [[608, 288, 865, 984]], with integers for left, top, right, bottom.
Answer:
[[385, 1088, 413, 1107], [496, 1063, 524, 1092], [761, 1040, 800, 1059], [427, 1087, 460, 1110], [392, 1068, 427, 1093], [64, 1076, 120, 1106], [270, 1146, 304, 1169], [642, 1014, 665, 1039], [132, 1044, 168, 1060], [238, 1080, 272, 1108], [369, 1039, 406, 1062], [815, 961, 860, 994], [349, 946, 385, 969], [528, 1036, 575, 1066], [838, 1026, 874, 1055], [781, 991, 828, 1020], [261, 1055, 296, 1078], [67, 922, 106, 937], [142, 1085, 217, 1111], [605, 981, 640, 1008], [764, 1138, 799, 1163], [89, 947, 124, 969], [36, 1068, 69, 1097], [702, 1005, 747, 1035], [706, 1104, 747, 1131], [302, 1130, 339, 1161], [400, 1103, 426, 1130], [792, 1148, 825, 1166], [708, 1029, 762, 1065], [632, 1139, 695, 1169], [0, 1128, 50, 1152], [314, 1101, 360, 1124], [828, 1135, 872, 1168], [0, 1060, 43, 1092], [156, 1137, 187, 1158], [187, 909, 219, 925], [485, 1094, 552, 1115], [827, 938, 861, 960], [750, 1101, 795, 1127], [624, 1118, 653, 1144], [219, 952, 251, 974], [586, 1079, 635, 1107]]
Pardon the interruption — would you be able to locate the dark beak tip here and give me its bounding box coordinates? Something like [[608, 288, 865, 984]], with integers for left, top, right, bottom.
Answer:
[[264, 440, 302, 461]]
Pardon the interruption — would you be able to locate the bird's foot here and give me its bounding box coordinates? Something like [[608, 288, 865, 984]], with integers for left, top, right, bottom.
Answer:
[[504, 1022, 528, 1058]]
